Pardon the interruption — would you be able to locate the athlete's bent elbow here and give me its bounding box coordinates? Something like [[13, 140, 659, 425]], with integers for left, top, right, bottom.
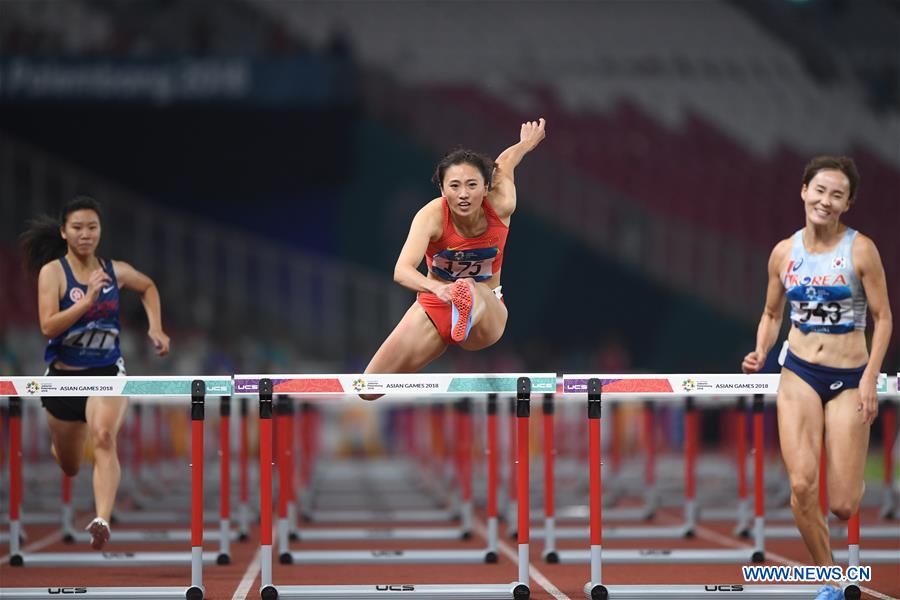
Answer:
[[393, 266, 412, 287], [141, 282, 158, 297]]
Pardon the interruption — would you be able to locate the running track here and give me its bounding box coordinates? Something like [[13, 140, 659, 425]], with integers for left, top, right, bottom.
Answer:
[[1, 506, 897, 599]]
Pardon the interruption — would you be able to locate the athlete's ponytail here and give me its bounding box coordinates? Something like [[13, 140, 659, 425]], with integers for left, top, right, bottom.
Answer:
[[19, 195, 103, 274]]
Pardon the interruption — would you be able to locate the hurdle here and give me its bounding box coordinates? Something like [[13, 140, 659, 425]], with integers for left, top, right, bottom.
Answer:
[[238, 373, 555, 600], [515, 396, 669, 532], [292, 399, 473, 542], [98, 401, 223, 528], [538, 394, 713, 558], [248, 378, 529, 574], [283, 399, 461, 537], [565, 374, 895, 599], [0, 375, 228, 600], [301, 414, 460, 528], [63, 397, 238, 556], [537, 392, 806, 546], [879, 396, 898, 519], [296, 399, 458, 525], [535, 399, 762, 528], [254, 383, 500, 565], [237, 397, 253, 540], [759, 386, 900, 551], [765, 398, 900, 540], [289, 403, 452, 526], [831, 397, 900, 565]]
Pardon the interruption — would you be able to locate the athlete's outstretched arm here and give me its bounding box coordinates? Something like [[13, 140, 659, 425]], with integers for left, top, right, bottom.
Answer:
[[742, 239, 789, 374], [393, 202, 454, 303], [854, 235, 892, 425], [114, 261, 170, 356], [490, 118, 547, 218]]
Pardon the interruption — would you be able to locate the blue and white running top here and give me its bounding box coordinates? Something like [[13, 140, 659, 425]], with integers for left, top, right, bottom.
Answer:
[[783, 228, 867, 334], [44, 257, 123, 368]]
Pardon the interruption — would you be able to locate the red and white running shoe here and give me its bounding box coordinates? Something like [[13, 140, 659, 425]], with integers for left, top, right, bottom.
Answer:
[[85, 516, 110, 550], [450, 279, 476, 343]]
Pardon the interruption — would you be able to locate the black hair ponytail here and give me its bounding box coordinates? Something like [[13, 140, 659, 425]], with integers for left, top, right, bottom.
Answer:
[[19, 195, 103, 274]]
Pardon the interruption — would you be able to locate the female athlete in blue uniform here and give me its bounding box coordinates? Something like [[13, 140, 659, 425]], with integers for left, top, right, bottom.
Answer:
[[742, 157, 892, 600], [21, 196, 170, 550]]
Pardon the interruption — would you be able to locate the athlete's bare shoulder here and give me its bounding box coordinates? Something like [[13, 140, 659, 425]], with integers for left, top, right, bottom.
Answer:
[[37, 259, 65, 298], [850, 231, 882, 273], [851, 231, 877, 251], [767, 237, 793, 273], [38, 259, 64, 282], [772, 236, 793, 259], [416, 198, 446, 231], [422, 197, 445, 214]]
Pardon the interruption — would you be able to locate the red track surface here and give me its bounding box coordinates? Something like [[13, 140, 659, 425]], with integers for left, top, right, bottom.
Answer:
[[2, 506, 897, 599]]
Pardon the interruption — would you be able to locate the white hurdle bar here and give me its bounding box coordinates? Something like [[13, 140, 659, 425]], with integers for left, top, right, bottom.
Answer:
[[0, 375, 231, 600], [565, 374, 896, 600], [238, 373, 557, 600]]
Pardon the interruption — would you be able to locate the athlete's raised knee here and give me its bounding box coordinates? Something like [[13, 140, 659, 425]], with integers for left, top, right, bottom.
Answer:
[[830, 505, 854, 521], [60, 460, 81, 477], [829, 495, 860, 521], [52, 443, 81, 476]]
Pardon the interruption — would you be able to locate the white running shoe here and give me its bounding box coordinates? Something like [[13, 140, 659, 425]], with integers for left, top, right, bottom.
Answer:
[[85, 517, 111, 550]]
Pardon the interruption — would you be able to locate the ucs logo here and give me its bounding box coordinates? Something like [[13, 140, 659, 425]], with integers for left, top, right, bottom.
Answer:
[[376, 585, 415, 592], [704, 585, 744, 592], [47, 589, 88, 595]]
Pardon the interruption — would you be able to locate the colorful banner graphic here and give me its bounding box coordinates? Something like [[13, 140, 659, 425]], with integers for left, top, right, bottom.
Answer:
[[0, 377, 231, 397], [233, 373, 557, 396], [563, 374, 894, 397]]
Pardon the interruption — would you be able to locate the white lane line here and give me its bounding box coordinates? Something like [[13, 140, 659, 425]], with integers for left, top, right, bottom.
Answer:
[[231, 547, 261, 600], [473, 519, 570, 600], [0, 528, 64, 563], [660, 511, 899, 600]]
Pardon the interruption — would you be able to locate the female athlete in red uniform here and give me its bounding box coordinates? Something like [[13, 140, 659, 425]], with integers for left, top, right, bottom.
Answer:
[[363, 119, 546, 391]]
